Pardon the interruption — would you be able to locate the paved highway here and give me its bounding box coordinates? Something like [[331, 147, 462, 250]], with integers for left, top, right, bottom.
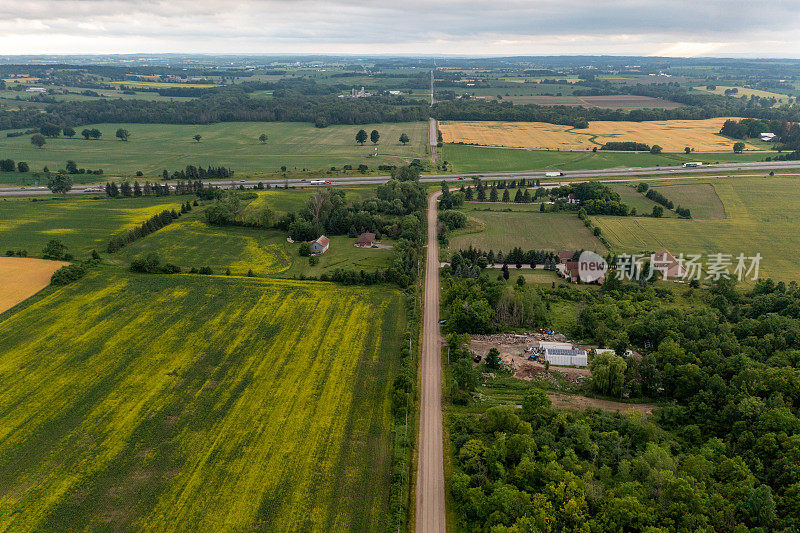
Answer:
[[3, 160, 798, 197]]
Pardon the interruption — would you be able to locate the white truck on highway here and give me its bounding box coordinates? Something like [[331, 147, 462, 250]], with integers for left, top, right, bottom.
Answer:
[[683, 162, 703, 168], [545, 171, 564, 177]]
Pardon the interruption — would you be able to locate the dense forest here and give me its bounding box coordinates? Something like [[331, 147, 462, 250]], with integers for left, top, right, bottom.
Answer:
[[0, 86, 427, 130], [445, 270, 800, 531]]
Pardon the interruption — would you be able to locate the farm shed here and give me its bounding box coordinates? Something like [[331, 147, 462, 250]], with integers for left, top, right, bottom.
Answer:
[[539, 341, 573, 351], [356, 232, 376, 247], [310, 236, 330, 255], [544, 347, 588, 367]]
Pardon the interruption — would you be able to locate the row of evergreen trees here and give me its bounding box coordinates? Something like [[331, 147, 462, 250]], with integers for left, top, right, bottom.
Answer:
[[107, 208, 185, 253], [105, 180, 210, 198], [454, 246, 562, 269], [162, 165, 233, 181]]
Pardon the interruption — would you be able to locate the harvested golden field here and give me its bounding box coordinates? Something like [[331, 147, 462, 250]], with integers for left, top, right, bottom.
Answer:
[[0, 257, 69, 313], [693, 85, 793, 102], [439, 117, 759, 152]]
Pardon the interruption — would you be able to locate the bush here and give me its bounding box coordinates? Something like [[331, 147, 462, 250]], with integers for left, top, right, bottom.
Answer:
[[309, 255, 320, 266], [130, 253, 164, 273], [299, 242, 311, 257], [42, 239, 68, 260], [438, 210, 467, 230], [50, 263, 86, 285]]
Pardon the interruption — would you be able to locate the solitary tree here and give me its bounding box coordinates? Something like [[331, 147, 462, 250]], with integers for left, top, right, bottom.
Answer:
[[684, 146, 692, 154], [31, 134, 46, 149], [399, 133, 410, 145], [193, 134, 202, 143], [370, 129, 380, 145], [355, 129, 368, 145], [63, 127, 76, 138], [650, 144, 662, 154], [733, 142, 745, 153], [259, 133, 268, 144], [485, 348, 501, 370], [47, 173, 72, 194], [81, 129, 91, 140], [115, 128, 130, 142], [17, 161, 29, 173]]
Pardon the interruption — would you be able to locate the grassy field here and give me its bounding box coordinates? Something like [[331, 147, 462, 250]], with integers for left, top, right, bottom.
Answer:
[[651, 183, 726, 220], [440, 144, 768, 173], [0, 121, 429, 180], [1, 190, 396, 276], [607, 183, 669, 216], [592, 176, 800, 281], [693, 85, 793, 102], [439, 118, 759, 152], [116, 220, 394, 277], [0, 257, 69, 313], [0, 196, 185, 258], [448, 207, 605, 254], [0, 271, 405, 531], [116, 220, 293, 274]]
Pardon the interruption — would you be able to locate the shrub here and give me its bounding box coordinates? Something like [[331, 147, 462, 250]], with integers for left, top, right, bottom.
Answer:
[[42, 239, 68, 260], [50, 263, 86, 285]]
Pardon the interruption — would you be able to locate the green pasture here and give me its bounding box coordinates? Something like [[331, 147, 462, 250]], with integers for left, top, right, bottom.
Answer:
[[448, 207, 605, 254], [0, 195, 184, 257], [441, 144, 770, 174], [593, 176, 800, 281], [651, 182, 726, 219], [0, 271, 404, 531], [117, 220, 394, 277], [0, 121, 429, 182], [606, 183, 669, 216]]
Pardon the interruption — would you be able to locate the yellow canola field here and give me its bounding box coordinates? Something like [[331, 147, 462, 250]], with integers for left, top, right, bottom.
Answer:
[[439, 117, 759, 152]]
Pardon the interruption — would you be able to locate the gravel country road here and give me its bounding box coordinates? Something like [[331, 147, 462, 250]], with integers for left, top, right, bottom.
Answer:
[[415, 190, 446, 533]]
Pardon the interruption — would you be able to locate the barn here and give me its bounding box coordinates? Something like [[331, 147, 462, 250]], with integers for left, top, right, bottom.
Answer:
[[310, 236, 330, 255]]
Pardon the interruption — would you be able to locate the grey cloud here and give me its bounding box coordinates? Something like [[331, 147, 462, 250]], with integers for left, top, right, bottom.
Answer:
[[1, 0, 800, 55]]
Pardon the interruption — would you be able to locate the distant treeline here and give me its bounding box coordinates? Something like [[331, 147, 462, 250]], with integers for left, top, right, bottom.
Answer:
[[0, 86, 428, 130], [432, 83, 800, 125]]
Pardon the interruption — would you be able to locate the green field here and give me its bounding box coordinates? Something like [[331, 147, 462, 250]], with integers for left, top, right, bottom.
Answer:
[[651, 182, 726, 219], [0, 121, 429, 182], [0, 196, 185, 257], [116, 220, 394, 277], [0, 271, 404, 531], [441, 144, 770, 173], [448, 206, 605, 254], [607, 182, 667, 216], [116, 220, 293, 274], [593, 176, 800, 281], [1, 190, 397, 276]]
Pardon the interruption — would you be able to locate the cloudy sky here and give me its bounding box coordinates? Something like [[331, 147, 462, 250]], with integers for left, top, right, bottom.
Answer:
[[2, 0, 800, 57]]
